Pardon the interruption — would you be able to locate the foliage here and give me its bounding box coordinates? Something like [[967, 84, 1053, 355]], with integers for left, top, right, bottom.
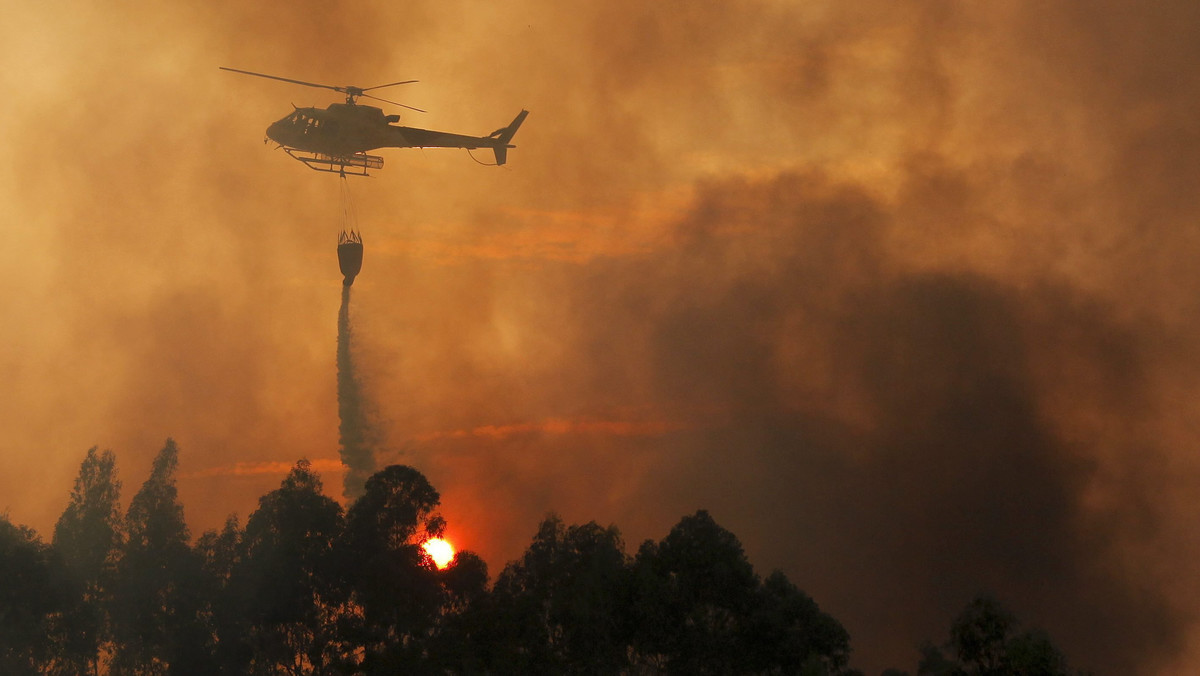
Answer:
[[195, 514, 247, 674], [485, 517, 632, 673], [0, 516, 71, 675], [343, 465, 447, 673], [629, 510, 850, 675], [52, 446, 124, 675], [53, 447, 124, 583], [110, 439, 213, 675], [232, 458, 350, 675], [21, 446, 859, 674], [913, 595, 1071, 676]]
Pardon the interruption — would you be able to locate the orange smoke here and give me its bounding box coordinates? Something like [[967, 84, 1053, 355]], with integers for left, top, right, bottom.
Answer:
[[182, 458, 345, 479], [414, 416, 687, 442]]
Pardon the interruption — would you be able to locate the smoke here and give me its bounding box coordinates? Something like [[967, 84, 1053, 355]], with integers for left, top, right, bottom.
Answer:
[[337, 285, 375, 500], [180, 459, 344, 479], [4, 1, 1200, 673], [390, 166, 1192, 674]]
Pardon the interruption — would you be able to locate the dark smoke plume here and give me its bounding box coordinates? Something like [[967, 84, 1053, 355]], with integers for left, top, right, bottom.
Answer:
[[338, 285, 374, 499], [398, 168, 1187, 674]]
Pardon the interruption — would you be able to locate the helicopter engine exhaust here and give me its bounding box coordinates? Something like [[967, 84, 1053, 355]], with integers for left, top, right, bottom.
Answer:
[[338, 230, 363, 286]]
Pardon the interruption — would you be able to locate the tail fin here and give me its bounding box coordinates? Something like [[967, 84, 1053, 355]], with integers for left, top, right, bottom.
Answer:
[[488, 110, 529, 165]]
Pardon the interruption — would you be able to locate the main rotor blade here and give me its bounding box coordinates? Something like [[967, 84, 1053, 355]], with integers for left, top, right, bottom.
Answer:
[[362, 93, 426, 113], [219, 67, 340, 93], [363, 80, 418, 91], [222, 67, 426, 111]]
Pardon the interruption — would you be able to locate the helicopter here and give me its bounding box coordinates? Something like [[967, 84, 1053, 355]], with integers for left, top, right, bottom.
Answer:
[[221, 67, 528, 176]]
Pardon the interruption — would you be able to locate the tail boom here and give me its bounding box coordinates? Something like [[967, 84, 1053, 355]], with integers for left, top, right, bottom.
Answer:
[[383, 109, 529, 165]]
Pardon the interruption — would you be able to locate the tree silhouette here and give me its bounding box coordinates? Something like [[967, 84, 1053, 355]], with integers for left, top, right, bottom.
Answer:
[[0, 516, 70, 675], [483, 517, 632, 673], [53, 446, 124, 675], [916, 595, 1070, 676], [110, 439, 214, 675], [195, 514, 249, 674], [745, 571, 852, 674], [9, 453, 863, 675], [630, 510, 763, 673], [232, 459, 351, 675], [343, 464, 447, 673], [438, 549, 489, 614], [630, 510, 851, 675], [426, 550, 490, 673]]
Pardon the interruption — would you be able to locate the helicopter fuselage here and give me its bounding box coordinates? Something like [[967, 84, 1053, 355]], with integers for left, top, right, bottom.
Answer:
[[266, 103, 401, 156]]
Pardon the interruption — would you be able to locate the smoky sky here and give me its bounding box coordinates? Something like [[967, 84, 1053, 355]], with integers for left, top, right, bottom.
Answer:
[[393, 168, 1189, 673], [4, 0, 1200, 673]]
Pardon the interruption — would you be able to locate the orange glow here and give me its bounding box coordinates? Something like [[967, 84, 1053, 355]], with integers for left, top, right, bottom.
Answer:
[[422, 537, 455, 569], [413, 416, 688, 443], [181, 458, 345, 479]]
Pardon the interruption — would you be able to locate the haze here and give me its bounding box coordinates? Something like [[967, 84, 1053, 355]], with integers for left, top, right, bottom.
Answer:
[[3, 1, 1199, 673]]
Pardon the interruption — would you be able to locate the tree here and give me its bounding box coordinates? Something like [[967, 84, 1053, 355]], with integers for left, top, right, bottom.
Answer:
[[196, 515, 242, 585], [917, 596, 1070, 676], [1004, 629, 1069, 675], [343, 465, 448, 674], [916, 641, 963, 676], [630, 510, 761, 674], [0, 516, 70, 675], [438, 549, 488, 614], [54, 448, 124, 582], [53, 446, 124, 675], [195, 515, 249, 674], [483, 517, 632, 674], [232, 459, 350, 675], [950, 597, 1015, 674], [745, 571, 851, 674], [109, 439, 214, 675], [629, 510, 851, 675], [426, 550, 490, 673], [344, 464, 443, 555]]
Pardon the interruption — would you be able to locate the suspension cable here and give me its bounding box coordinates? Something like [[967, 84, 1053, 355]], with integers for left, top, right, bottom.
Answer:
[[339, 174, 360, 233]]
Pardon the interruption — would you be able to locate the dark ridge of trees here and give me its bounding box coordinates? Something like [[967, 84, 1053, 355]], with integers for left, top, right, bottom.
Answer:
[[0, 442, 1078, 675]]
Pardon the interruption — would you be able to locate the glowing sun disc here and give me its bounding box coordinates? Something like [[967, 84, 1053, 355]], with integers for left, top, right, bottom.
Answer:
[[422, 538, 455, 569]]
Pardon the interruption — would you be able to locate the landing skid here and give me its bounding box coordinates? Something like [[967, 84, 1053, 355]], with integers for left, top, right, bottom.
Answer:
[[283, 148, 384, 176]]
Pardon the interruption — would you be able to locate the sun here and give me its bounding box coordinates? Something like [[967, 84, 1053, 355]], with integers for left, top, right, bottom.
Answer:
[[422, 537, 455, 569]]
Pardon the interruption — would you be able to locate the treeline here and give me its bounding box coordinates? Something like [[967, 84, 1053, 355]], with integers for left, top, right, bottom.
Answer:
[[1, 440, 1075, 675]]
